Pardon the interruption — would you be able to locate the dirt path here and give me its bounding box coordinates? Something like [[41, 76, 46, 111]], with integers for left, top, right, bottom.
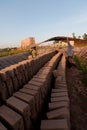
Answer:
[[66, 66, 87, 130]]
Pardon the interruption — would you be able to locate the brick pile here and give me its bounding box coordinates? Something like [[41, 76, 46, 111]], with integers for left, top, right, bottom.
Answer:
[[0, 51, 62, 130], [41, 55, 70, 130]]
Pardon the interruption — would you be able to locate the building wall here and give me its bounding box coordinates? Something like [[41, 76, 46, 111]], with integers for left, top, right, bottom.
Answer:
[[21, 37, 35, 49]]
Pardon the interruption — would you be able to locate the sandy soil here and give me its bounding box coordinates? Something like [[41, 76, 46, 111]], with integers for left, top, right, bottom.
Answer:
[[66, 65, 87, 130]]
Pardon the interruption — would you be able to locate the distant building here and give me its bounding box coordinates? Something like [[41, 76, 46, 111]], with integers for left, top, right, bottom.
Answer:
[[50, 40, 74, 47], [21, 37, 36, 49]]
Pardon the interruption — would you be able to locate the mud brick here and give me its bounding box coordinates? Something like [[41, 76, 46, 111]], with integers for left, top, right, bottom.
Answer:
[[12, 76, 19, 91], [6, 96, 31, 130], [22, 63, 29, 82], [47, 107, 70, 120], [28, 80, 44, 86], [17, 64, 27, 84], [53, 70, 65, 78], [51, 92, 68, 98], [5, 67, 15, 78], [49, 102, 69, 111], [24, 84, 42, 108], [51, 96, 69, 103], [24, 84, 40, 91], [38, 68, 51, 74], [44, 63, 53, 68], [0, 79, 9, 101], [37, 70, 51, 76], [30, 78, 48, 92], [55, 82, 67, 86], [0, 122, 8, 130], [36, 71, 51, 78], [32, 77, 47, 83], [33, 75, 51, 87], [25, 62, 32, 80], [33, 74, 48, 79], [18, 64, 26, 84], [5, 75, 14, 96], [5, 67, 19, 91], [0, 105, 24, 130], [13, 91, 36, 120], [55, 85, 67, 89], [0, 60, 7, 68], [31, 59, 37, 74], [42, 66, 52, 70], [14, 66, 23, 87], [41, 119, 69, 130], [52, 88, 67, 93], [20, 88, 40, 112], [28, 59, 34, 77], [27, 61, 33, 79], [55, 83, 67, 88], [28, 80, 46, 99]]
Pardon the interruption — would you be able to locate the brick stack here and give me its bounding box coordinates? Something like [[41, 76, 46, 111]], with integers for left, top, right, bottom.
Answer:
[[0, 50, 56, 102], [41, 55, 70, 130], [0, 51, 62, 130]]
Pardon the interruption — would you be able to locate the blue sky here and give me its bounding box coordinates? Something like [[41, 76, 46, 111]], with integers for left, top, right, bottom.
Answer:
[[0, 0, 87, 48]]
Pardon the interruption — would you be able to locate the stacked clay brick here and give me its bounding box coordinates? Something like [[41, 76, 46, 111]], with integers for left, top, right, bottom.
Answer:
[[0, 52, 32, 70], [0, 51, 62, 130], [41, 55, 70, 130]]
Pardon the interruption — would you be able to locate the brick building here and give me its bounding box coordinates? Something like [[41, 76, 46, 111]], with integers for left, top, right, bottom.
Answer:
[[21, 37, 36, 49]]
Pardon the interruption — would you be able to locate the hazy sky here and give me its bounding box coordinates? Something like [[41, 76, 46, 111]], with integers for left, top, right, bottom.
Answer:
[[0, 0, 87, 48]]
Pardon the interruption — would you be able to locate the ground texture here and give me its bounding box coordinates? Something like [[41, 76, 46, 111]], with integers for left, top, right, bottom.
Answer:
[[66, 65, 87, 130]]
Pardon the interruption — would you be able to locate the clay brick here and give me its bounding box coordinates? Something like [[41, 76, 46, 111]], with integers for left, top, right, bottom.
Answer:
[[0, 79, 9, 101], [47, 107, 70, 119], [0, 72, 14, 96], [49, 102, 69, 111], [14, 66, 23, 87], [41, 119, 69, 130], [18, 64, 26, 84], [51, 96, 69, 103], [13, 91, 36, 120], [52, 88, 67, 93], [0, 122, 8, 130], [6, 96, 31, 130], [55, 84, 67, 89], [24, 84, 42, 108], [51, 92, 68, 98], [34, 74, 48, 79], [5, 67, 20, 91], [28, 80, 46, 99], [20, 88, 40, 112], [55, 83, 67, 87], [31, 77, 47, 83], [24, 84, 40, 91], [0, 105, 24, 130]]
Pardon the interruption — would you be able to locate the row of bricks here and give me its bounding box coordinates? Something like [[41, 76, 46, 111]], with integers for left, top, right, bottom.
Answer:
[[41, 55, 70, 130], [0, 50, 57, 103], [0, 52, 31, 70], [0, 52, 62, 130]]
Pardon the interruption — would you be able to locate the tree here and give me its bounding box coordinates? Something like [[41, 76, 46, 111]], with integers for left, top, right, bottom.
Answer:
[[78, 36, 81, 39], [82, 33, 87, 40], [72, 32, 76, 39]]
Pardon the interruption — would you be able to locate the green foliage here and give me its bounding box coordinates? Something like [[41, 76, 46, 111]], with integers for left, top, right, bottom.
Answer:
[[0, 49, 30, 58], [75, 56, 87, 87], [82, 33, 87, 40], [72, 32, 76, 39]]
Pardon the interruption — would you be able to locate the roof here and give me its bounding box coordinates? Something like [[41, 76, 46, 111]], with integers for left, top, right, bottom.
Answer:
[[41, 36, 75, 43]]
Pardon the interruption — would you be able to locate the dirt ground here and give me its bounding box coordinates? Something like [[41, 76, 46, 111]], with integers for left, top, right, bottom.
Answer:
[[66, 65, 87, 130]]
